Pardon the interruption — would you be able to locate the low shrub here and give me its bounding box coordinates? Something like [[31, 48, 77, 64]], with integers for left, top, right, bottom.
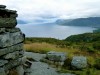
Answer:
[[94, 58, 100, 69], [63, 58, 72, 69]]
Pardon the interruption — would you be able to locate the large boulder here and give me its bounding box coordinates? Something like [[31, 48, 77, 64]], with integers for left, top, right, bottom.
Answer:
[[71, 56, 87, 69], [46, 51, 66, 62]]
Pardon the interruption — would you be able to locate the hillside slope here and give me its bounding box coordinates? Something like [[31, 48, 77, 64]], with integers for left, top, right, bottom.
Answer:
[[56, 17, 100, 28]]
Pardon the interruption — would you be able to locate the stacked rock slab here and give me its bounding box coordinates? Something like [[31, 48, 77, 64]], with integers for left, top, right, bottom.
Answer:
[[0, 5, 25, 75]]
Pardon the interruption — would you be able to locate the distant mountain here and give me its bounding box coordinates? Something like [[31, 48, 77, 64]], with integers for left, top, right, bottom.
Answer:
[[17, 20, 27, 24], [56, 17, 100, 28]]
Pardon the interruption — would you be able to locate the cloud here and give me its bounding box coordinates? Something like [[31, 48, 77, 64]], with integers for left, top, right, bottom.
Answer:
[[0, 0, 100, 21]]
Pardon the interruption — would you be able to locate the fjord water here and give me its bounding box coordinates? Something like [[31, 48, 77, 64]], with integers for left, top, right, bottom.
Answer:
[[17, 23, 95, 39]]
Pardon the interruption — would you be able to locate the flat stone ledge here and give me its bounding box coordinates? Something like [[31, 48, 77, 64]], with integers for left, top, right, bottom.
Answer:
[[0, 31, 24, 48], [0, 28, 21, 33], [0, 18, 17, 28], [0, 60, 8, 66], [0, 43, 23, 56], [3, 50, 24, 60], [0, 5, 6, 8], [4, 58, 22, 71], [5, 28, 21, 33]]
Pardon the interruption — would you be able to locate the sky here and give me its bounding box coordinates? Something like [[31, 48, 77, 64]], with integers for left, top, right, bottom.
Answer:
[[0, 0, 100, 22]]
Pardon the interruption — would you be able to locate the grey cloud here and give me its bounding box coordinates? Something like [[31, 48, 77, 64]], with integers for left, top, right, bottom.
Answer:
[[0, 0, 100, 21]]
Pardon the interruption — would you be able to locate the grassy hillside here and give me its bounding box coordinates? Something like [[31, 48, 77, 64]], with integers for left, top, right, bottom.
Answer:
[[24, 32, 100, 75], [25, 32, 100, 52], [64, 33, 100, 51]]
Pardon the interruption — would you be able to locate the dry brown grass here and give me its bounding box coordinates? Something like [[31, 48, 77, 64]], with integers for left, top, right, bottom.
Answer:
[[24, 42, 100, 57], [24, 42, 100, 63]]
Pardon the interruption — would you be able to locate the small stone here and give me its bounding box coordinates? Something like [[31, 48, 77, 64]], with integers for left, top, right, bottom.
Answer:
[[16, 66, 24, 75], [0, 28, 6, 33], [0, 5, 6, 8], [0, 68, 6, 75], [0, 60, 8, 66], [71, 56, 87, 69]]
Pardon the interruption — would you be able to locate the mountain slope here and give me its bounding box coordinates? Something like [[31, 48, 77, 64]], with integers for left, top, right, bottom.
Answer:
[[56, 17, 100, 28]]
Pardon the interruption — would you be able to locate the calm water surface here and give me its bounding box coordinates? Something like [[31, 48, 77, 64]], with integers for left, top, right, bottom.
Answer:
[[17, 23, 95, 39]]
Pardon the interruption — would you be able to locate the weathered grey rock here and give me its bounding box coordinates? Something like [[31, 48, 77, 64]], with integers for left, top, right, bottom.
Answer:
[[71, 56, 87, 69], [46, 51, 66, 62], [16, 66, 24, 75], [0, 28, 6, 33], [0, 43, 23, 56], [3, 50, 24, 59], [10, 14, 18, 18], [0, 60, 8, 66], [0, 5, 6, 8], [4, 58, 22, 71], [0, 68, 6, 75], [5, 28, 20, 33], [0, 28, 20, 33], [0, 31, 24, 48], [0, 18, 17, 28]]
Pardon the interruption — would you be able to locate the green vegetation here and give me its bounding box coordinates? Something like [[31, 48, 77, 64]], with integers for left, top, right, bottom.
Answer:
[[24, 32, 100, 75], [65, 33, 100, 51], [93, 28, 100, 33], [25, 33, 100, 52]]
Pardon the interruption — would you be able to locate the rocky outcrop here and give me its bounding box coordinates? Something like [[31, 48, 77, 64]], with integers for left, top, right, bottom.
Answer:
[[0, 5, 25, 75]]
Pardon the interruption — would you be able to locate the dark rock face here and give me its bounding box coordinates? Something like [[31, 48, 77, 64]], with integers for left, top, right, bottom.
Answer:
[[0, 18, 17, 28], [0, 5, 6, 8], [0, 5, 17, 28], [0, 5, 25, 75]]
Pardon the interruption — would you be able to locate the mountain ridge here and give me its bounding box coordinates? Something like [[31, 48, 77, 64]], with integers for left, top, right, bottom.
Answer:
[[56, 17, 100, 28]]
